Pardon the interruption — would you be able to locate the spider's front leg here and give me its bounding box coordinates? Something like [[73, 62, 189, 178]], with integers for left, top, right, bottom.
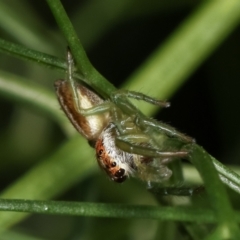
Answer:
[[138, 117, 195, 144], [115, 132, 183, 183], [115, 133, 188, 158], [109, 89, 170, 117], [111, 89, 170, 108], [110, 89, 194, 143]]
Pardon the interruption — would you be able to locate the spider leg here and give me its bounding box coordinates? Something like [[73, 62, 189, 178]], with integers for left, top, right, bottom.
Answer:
[[65, 50, 114, 116], [108, 90, 171, 119], [109, 89, 194, 143], [138, 117, 195, 143], [114, 134, 175, 183], [111, 90, 170, 108], [75, 102, 113, 116], [116, 135, 188, 158], [66, 49, 80, 111]]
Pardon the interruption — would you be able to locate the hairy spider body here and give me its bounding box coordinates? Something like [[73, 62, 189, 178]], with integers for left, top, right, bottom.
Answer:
[[54, 50, 193, 184]]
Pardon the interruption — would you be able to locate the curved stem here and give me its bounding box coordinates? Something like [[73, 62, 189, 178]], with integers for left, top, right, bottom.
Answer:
[[45, 0, 116, 98]]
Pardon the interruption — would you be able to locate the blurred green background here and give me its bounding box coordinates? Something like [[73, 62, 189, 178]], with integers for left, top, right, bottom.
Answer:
[[0, 0, 240, 239]]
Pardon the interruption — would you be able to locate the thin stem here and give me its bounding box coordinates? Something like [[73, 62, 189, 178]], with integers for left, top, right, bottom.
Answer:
[[0, 38, 66, 72], [0, 198, 222, 223], [187, 144, 240, 237], [219, 175, 240, 195], [212, 157, 240, 190], [45, 0, 116, 98]]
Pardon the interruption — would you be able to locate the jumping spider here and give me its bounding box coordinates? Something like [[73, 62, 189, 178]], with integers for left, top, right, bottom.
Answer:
[[54, 50, 194, 184]]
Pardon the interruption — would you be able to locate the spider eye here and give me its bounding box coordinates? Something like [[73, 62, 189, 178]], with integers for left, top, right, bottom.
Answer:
[[115, 168, 125, 177], [98, 149, 103, 156], [111, 162, 117, 167], [113, 168, 127, 183]]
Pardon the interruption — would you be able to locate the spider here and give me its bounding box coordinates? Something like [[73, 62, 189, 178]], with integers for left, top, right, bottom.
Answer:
[[54, 50, 194, 184]]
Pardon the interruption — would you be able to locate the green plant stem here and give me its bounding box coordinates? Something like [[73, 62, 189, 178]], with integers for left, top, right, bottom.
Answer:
[[212, 158, 240, 193], [187, 144, 240, 237], [0, 38, 66, 72], [45, 0, 116, 98], [219, 175, 240, 195], [0, 199, 227, 223]]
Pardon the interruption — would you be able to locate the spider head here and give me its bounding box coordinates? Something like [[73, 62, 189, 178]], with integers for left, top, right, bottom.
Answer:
[[111, 168, 127, 183], [95, 124, 136, 183], [95, 142, 128, 183]]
